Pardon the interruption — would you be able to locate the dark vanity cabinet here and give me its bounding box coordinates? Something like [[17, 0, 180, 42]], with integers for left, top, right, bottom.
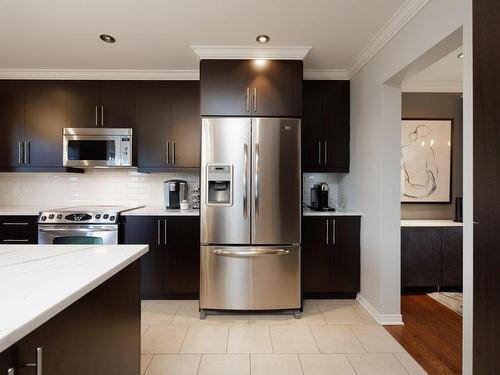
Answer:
[[0, 215, 38, 244], [200, 59, 302, 117], [66, 81, 136, 128], [401, 226, 463, 289], [302, 80, 350, 172], [122, 215, 200, 298], [302, 216, 360, 298], [135, 81, 200, 171]]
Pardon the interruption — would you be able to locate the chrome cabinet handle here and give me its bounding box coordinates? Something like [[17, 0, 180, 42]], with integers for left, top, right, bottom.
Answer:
[[3, 239, 30, 242], [324, 141, 327, 165], [213, 249, 290, 257], [246, 87, 250, 112], [157, 220, 160, 245], [243, 143, 248, 219], [2, 222, 30, 226], [166, 141, 170, 164], [100, 105, 104, 126], [254, 143, 260, 218], [332, 219, 336, 245], [18, 141, 23, 164], [173, 142, 176, 164], [318, 141, 322, 165], [27, 141, 30, 164], [326, 219, 329, 245], [8, 346, 42, 375], [253, 87, 257, 112], [95, 105, 99, 126], [23, 142, 28, 164], [164, 219, 167, 245]]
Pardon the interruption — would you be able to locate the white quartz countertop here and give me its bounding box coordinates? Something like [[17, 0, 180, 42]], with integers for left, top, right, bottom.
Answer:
[[0, 244, 148, 353], [0, 207, 50, 216], [122, 206, 200, 216], [401, 220, 463, 227], [302, 208, 363, 216]]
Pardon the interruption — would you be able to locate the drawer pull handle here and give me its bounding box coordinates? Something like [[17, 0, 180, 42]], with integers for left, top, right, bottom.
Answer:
[[3, 239, 30, 242], [2, 222, 30, 226]]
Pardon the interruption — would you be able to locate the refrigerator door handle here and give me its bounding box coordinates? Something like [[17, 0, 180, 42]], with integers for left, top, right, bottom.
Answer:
[[254, 143, 260, 218], [243, 143, 248, 219], [212, 248, 290, 257]]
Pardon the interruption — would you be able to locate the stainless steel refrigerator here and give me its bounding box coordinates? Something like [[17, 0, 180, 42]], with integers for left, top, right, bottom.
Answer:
[[200, 117, 301, 316]]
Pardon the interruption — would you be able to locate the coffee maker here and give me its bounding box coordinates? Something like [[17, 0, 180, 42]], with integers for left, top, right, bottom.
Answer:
[[310, 182, 334, 211], [164, 179, 187, 209]]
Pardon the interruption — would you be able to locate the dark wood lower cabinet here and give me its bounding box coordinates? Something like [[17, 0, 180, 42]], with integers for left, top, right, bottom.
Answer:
[[0, 261, 140, 375], [0, 215, 38, 244], [121, 215, 200, 299], [302, 216, 360, 298], [401, 226, 463, 290]]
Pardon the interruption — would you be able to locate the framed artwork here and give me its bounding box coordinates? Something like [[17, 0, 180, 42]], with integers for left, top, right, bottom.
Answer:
[[401, 119, 452, 203]]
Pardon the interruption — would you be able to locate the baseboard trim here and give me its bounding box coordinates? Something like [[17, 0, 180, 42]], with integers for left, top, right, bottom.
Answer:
[[356, 294, 403, 325]]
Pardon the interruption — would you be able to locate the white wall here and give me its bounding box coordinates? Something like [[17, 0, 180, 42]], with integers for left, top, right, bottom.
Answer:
[[343, 0, 464, 322], [0, 170, 199, 208]]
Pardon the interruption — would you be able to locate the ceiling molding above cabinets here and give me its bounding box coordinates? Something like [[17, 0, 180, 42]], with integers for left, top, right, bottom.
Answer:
[[303, 69, 349, 80], [348, 0, 432, 79], [401, 80, 463, 93], [0, 69, 200, 80], [191, 46, 312, 60]]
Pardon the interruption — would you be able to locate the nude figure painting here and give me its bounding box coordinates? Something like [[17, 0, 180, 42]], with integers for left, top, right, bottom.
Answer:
[[401, 119, 452, 203]]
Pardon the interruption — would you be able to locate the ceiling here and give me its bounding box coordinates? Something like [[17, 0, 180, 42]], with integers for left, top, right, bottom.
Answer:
[[403, 46, 463, 92], [0, 0, 406, 72]]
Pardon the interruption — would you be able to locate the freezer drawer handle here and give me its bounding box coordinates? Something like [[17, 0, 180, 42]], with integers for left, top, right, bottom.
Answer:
[[212, 249, 290, 257]]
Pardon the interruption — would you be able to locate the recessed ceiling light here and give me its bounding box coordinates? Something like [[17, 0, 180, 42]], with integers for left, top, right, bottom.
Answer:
[[256, 35, 270, 44], [457, 52, 464, 59], [99, 34, 116, 43]]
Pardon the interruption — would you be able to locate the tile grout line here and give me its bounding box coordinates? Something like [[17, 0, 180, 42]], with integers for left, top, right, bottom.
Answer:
[[142, 354, 154, 375], [195, 353, 203, 375], [178, 325, 191, 353], [296, 353, 306, 375], [248, 353, 252, 375], [391, 353, 413, 375], [268, 326, 275, 354], [345, 353, 361, 375], [307, 325, 322, 354], [348, 326, 369, 353]]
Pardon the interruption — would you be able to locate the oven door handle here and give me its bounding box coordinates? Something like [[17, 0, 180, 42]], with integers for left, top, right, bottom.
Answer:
[[38, 227, 117, 233], [212, 248, 290, 257]]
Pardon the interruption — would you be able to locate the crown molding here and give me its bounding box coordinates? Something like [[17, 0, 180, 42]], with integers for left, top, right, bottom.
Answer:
[[303, 69, 349, 80], [0, 69, 200, 80], [191, 46, 311, 60], [401, 80, 463, 93], [348, 0, 432, 78]]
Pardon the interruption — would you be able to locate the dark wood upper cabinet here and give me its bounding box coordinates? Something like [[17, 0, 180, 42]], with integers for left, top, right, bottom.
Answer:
[[171, 81, 200, 168], [136, 80, 200, 171], [66, 81, 101, 127], [302, 80, 350, 172], [200, 59, 302, 117], [101, 81, 136, 126], [66, 81, 135, 128], [24, 81, 66, 167], [136, 81, 172, 168], [302, 216, 360, 297], [0, 80, 25, 168], [401, 227, 442, 287]]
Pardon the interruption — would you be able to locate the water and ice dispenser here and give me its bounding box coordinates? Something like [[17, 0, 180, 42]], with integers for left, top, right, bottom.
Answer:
[[206, 164, 232, 205]]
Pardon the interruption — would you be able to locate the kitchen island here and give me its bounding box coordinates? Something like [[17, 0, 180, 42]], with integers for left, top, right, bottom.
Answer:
[[0, 244, 148, 374]]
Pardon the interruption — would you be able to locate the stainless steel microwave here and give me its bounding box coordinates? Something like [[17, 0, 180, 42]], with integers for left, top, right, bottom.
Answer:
[[63, 128, 133, 168]]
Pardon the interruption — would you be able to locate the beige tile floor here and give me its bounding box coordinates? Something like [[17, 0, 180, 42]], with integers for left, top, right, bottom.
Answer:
[[140, 299, 428, 375]]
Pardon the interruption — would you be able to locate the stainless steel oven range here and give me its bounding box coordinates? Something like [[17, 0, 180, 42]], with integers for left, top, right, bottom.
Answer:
[[38, 206, 135, 245]]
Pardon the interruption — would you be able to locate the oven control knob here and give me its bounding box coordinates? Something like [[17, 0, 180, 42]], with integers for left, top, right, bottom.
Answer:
[[56, 214, 62, 219], [41, 216, 47, 221], [103, 214, 109, 219], [109, 216, 115, 221], [48, 214, 55, 219], [95, 214, 101, 219]]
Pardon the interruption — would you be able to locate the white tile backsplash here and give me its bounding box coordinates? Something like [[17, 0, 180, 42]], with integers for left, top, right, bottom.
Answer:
[[303, 173, 341, 208], [0, 170, 199, 208]]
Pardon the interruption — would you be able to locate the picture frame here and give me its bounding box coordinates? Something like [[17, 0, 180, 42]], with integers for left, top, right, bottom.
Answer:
[[401, 118, 453, 203]]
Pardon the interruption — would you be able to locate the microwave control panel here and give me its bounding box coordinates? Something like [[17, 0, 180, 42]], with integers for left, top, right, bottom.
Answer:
[[120, 137, 131, 166]]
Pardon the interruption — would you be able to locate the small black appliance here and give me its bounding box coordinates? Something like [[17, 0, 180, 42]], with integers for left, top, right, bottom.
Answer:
[[309, 182, 335, 211], [164, 179, 187, 209]]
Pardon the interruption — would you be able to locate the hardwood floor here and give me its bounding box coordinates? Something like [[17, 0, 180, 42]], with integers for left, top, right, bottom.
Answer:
[[385, 295, 462, 375]]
